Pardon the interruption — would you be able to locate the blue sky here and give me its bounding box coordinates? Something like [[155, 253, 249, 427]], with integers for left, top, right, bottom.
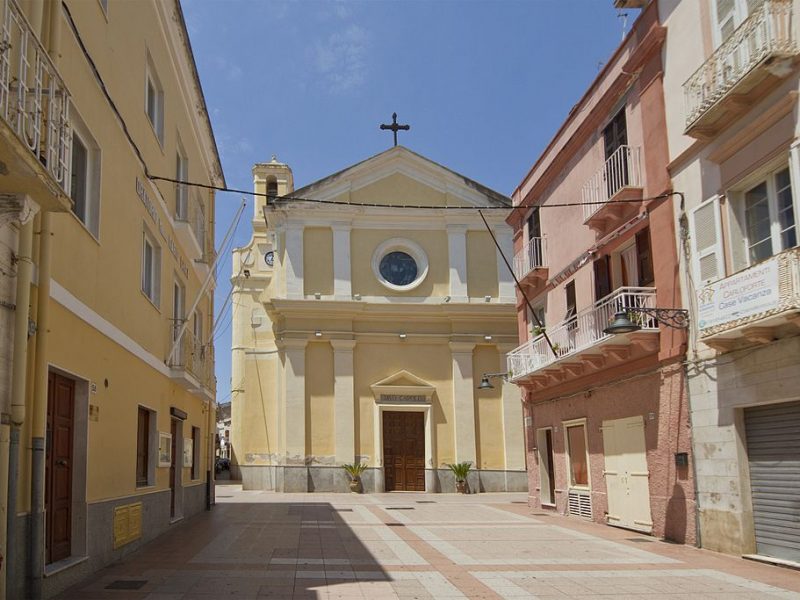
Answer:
[[180, 0, 640, 405]]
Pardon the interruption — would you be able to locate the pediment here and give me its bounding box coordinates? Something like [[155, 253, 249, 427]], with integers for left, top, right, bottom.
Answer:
[[291, 146, 510, 209], [370, 369, 435, 403]]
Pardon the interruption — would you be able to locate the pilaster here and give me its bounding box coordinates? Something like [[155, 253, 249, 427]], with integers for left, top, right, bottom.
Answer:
[[284, 223, 304, 299], [450, 342, 477, 465], [332, 224, 352, 300], [331, 339, 356, 464], [447, 225, 468, 302], [496, 229, 516, 302], [280, 339, 307, 464], [499, 345, 525, 471]]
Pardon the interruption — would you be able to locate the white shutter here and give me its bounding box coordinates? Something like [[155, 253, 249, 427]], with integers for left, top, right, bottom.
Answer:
[[690, 196, 725, 285]]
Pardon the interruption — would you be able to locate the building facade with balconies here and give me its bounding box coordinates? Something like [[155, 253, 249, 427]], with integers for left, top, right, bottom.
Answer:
[[0, 1, 223, 597], [507, 1, 696, 544], [660, 0, 800, 563]]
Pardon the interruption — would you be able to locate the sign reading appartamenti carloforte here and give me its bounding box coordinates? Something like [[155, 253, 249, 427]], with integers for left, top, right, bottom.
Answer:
[[697, 258, 779, 331]]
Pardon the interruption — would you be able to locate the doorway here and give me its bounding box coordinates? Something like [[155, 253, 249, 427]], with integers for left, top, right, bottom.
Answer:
[[602, 415, 652, 533], [536, 428, 556, 506], [383, 411, 425, 491], [170, 418, 183, 520], [46, 371, 75, 564]]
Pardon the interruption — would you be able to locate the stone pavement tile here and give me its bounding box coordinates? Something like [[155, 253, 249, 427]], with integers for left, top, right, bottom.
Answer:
[[143, 594, 185, 600]]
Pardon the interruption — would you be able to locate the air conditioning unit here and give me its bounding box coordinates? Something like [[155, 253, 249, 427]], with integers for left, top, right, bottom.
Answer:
[[614, 0, 647, 7]]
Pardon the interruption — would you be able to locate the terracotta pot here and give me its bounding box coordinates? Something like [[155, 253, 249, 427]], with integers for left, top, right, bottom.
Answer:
[[349, 478, 362, 493], [455, 480, 467, 494]]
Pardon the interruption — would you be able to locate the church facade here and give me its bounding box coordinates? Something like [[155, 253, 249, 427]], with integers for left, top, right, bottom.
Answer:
[[229, 147, 526, 493]]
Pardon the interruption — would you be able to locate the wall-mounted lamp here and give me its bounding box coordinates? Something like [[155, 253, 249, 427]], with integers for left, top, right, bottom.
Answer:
[[353, 293, 362, 301], [603, 307, 689, 335], [484, 295, 492, 303], [484, 335, 493, 341], [444, 296, 451, 303], [477, 371, 509, 390], [243, 269, 251, 278], [314, 330, 322, 338], [314, 292, 321, 300], [399, 333, 407, 340]]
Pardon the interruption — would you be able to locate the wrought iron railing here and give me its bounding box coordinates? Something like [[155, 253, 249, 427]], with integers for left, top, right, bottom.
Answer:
[[169, 324, 215, 391], [581, 145, 642, 222], [513, 236, 547, 279], [683, 0, 796, 130], [507, 286, 657, 380], [0, 0, 70, 191]]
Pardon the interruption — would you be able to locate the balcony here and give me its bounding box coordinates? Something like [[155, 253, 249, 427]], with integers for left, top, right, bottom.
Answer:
[[175, 192, 214, 264], [168, 326, 215, 396], [512, 236, 547, 287], [0, 0, 71, 212], [508, 287, 659, 387], [698, 247, 800, 352], [581, 145, 643, 232], [683, 0, 798, 139]]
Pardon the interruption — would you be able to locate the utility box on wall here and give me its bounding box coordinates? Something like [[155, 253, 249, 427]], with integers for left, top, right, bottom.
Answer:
[[113, 502, 143, 549]]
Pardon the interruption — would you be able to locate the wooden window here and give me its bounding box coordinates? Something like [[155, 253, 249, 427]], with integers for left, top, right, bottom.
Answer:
[[690, 196, 725, 285], [527, 208, 541, 240], [145, 56, 164, 144], [141, 227, 161, 306], [603, 109, 628, 159], [636, 228, 655, 286], [175, 149, 188, 219], [136, 407, 150, 487], [565, 280, 576, 319], [742, 168, 796, 264]]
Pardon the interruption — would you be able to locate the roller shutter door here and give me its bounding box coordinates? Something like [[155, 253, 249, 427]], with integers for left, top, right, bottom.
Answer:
[[744, 401, 800, 562]]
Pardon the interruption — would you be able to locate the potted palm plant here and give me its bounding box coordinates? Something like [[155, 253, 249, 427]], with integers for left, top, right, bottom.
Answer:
[[342, 462, 367, 493], [447, 462, 472, 494]]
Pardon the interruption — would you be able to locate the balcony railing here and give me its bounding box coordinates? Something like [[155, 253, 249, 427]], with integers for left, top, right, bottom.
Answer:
[[683, 0, 796, 131], [169, 325, 215, 391], [0, 0, 70, 191], [513, 236, 547, 280], [508, 286, 657, 380], [581, 145, 642, 222]]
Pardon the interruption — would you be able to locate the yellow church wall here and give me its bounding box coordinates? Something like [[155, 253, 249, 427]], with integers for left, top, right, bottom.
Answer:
[[350, 172, 463, 207], [472, 345, 505, 470], [305, 342, 335, 459], [303, 228, 334, 296], [353, 342, 454, 466], [237, 356, 279, 465], [350, 229, 449, 297], [466, 231, 499, 299]]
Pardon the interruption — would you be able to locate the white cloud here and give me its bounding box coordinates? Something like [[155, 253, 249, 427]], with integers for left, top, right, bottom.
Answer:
[[213, 56, 243, 82], [312, 24, 370, 94]]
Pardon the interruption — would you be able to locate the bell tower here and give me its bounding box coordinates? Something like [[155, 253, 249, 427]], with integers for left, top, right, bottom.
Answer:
[[252, 155, 294, 224]]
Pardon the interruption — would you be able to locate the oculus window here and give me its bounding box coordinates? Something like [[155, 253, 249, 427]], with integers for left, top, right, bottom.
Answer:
[[371, 238, 429, 292]]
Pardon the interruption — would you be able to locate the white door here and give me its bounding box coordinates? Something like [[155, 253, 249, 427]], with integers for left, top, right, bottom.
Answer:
[[602, 415, 652, 533]]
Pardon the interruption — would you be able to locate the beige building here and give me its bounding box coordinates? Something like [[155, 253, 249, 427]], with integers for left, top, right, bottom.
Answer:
[[657, 0, 800, 563], [0, 0, 223, 597], [230, 147, 526, 493]]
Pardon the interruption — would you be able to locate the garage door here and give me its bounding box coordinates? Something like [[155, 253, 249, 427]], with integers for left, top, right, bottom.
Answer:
[[744, 401, 800, 563]]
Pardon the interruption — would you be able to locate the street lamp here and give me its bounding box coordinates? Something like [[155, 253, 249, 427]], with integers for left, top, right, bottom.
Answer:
[[603, 307, 690, 335]]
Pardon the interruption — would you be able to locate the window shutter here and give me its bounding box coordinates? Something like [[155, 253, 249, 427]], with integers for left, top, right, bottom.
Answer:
[[690, 196, 725, 285], [636, 227, 655, 287], [593, 256, 611, 301]]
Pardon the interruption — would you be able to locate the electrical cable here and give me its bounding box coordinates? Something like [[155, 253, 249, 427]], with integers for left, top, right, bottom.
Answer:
[[149, 173, 678, 212]]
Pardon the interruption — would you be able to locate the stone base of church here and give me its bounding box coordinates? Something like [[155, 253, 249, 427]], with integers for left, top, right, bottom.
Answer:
[[237, 465, 528, 493]]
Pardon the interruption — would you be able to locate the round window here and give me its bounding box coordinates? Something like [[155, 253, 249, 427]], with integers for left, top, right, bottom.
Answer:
[[371, 238, 429, 292], [379, 251, 418, 286]]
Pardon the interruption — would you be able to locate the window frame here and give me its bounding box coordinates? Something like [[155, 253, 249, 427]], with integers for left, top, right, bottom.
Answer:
[[563, 418, 591, 490], [68, 112, 101, 239], [175, 144, 189, 220], [141, 225, 161, 308], [731, 163, 796, 268], [145, 53, 165, 145]]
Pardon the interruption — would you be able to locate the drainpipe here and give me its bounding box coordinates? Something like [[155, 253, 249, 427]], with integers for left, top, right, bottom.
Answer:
[[6, 211, 36, 598], [29, 212, 51, 600]]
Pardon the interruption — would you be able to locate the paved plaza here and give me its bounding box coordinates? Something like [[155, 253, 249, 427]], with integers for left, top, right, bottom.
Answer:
[[56, 483, 800, 599]]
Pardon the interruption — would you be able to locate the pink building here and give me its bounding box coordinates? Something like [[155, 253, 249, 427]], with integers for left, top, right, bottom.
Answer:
[[507, 2, 696, 543]]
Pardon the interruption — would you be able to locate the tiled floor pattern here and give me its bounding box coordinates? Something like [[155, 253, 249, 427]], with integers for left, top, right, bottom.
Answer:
[[54, 485, 800, 599]]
